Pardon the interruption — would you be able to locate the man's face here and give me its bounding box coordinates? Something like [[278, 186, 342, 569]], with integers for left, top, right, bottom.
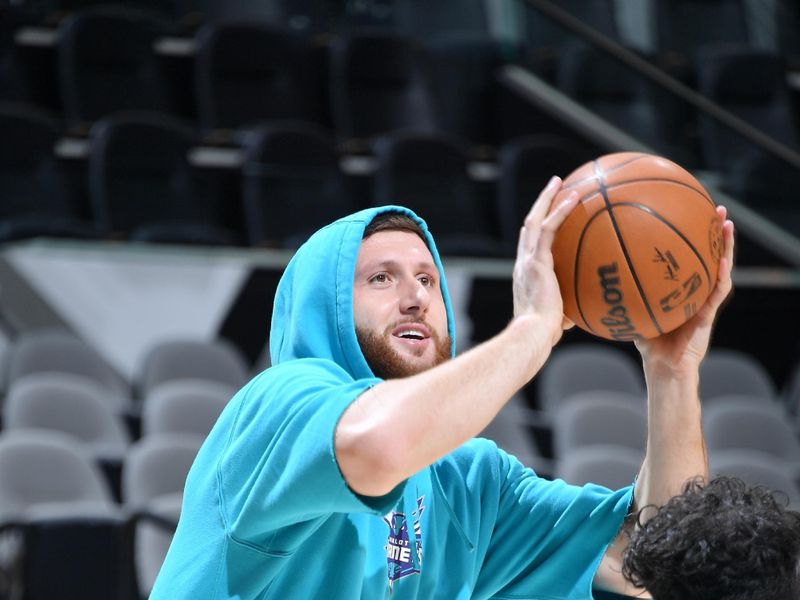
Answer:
[[353, 230, 451, 379]]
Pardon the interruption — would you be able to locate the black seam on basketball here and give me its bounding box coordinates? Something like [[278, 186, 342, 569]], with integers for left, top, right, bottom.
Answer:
[[594, 160, 664, 336], [612, 202, 712, 286], [602, 178, 714, 208], [561, 154, 650, 192], [573, 207, 609, 336]]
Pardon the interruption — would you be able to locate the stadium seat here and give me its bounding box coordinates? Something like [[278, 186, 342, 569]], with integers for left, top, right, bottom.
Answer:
[[0, 103, 97, 242], [536, 343, 644, 413], [695, 48, 798, 168], [699, 348, 777, 402], [710, 449, 800, 508], [704, 402, 800, 470], [556, 45, 667, 151], [497, 134, 591, 253], [523, 0, 620, 81], [555, 445, 641, 489], [57, 7, 171, 127], [479, 394, 553, 477], [204, 0, 343, 34], [423, 33, 510, 147], [653, 0, 750, 72], [4, 372, 130, 463], [372, 132, 504, 257], [329, 31, 439, 144], [394, 0, 487, 39], [241, 122, 354, 248], [88, 111, 235, 244], [122, 434, 201, 596], [136, 338, 249, 398], [694, 47, 799, 211], [5, 328, 130, 411], [0, 430, 136, 600], [194, 23, 326, 132], [141, 379, 232, 437], [552, 392, 647, 459]]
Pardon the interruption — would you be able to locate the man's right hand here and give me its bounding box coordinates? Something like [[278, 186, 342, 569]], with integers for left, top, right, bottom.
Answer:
[[512, 176, 579, 347]]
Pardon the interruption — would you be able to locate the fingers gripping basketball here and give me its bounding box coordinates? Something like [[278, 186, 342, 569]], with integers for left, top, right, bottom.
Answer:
[[551, 153, 723, 342]]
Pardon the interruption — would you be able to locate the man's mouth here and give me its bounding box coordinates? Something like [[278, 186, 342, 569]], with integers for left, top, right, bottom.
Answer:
[[391, 323, 431, 343]]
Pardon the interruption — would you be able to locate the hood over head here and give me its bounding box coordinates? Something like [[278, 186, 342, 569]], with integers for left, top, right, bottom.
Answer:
[[269, 206, 457, 380]]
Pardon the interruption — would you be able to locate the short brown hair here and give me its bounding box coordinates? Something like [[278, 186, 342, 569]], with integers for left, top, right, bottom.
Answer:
[[362, 212, 426, 242]]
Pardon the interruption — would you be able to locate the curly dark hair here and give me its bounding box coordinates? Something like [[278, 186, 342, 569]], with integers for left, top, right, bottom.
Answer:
[[622, 476, 800, 600]]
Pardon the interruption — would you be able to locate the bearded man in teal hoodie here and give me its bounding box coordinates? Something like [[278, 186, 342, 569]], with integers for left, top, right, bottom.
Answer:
[[150, 176, 735, 599]]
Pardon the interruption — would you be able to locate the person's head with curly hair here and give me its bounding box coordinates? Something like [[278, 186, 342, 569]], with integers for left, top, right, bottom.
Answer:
[[622, 475, 800, 600]]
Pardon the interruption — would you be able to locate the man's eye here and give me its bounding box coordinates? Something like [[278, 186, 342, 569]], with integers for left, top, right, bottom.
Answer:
[[419, 276, 433, 287], [371, 274, 388, 283]]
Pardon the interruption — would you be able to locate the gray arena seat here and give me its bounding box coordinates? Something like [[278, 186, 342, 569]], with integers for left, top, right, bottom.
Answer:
[[0, 429, 136, 599], [5, 328, 130, 412], [141, 379, 233, 437], [122, 434, 201, 596], [699, 348, 776, 402], [536, 343, 644, 413], [3, 372, 130, 464], [704, 401, 800, 473], [710, 449, 800, 508], [552, 392, 647, 460], [555, 445, 642, 490], [136, 338, 249, 398]]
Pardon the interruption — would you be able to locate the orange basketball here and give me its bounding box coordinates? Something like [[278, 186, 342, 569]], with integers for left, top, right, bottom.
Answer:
[[551, 152, 723, 341]]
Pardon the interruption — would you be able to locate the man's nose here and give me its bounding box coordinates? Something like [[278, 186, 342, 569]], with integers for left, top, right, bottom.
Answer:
[[399, 279, 430, 314]]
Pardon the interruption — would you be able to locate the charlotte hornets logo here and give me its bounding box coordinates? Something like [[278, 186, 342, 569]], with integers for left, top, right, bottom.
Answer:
[[384, 496, 425, 591]]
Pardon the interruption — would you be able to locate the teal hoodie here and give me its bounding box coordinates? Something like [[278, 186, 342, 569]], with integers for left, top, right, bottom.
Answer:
[[149, 206, 634, 600]]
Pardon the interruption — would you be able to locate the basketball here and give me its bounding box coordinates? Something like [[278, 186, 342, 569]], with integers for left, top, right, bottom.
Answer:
[[551, 152, 723, 342]]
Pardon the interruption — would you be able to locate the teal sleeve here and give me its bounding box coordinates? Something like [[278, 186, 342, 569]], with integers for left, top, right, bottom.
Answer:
[[216, 360, 404, 552], [476, 448, 634, 600]]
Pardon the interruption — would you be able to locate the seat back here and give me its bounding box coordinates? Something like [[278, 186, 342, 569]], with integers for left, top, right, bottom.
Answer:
[[699, 348, 776, 402], [704, 402, 800, 461], [556, 445, 641, 489], [195, 23, 326, 131], [88, 112, 197, 236], [0, 430, 136, 599], [372, 133, 501, 256], [0, 429, 112, 516], [695, 48, 799, 172], [0, 104, 64, 217], [4, 373, 130, 448], [142, 380, 232, 437], [242, 122, 352, 247], [58, 8, 169, 125], [6, 329, 129, 411], [552, 392, 647, 459], [330, 32, 438, 140], [654, 0, 749, 60], [123, 435, 200, 596], [497, 135, 591, 250], [537, 343, 644, 413], [137, 338, 249, 397], [711, 450, 800, 508]]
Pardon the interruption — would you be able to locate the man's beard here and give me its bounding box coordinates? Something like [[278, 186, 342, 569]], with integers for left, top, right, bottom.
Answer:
[[356, 322, 452, 380]]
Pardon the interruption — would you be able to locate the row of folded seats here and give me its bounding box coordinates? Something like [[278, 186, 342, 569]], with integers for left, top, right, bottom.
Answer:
[[482, 343, 800, 508], [0, 103, 595, 253], [5, 11, 513, 145], [0, 327, 798, 598], [1, 8, 798, 238], [0, 328, 253, 598], [4, 55, 799, 250]]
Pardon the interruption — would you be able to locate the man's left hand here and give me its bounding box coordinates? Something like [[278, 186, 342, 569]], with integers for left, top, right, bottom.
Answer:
[[634, 205, 735, 377]]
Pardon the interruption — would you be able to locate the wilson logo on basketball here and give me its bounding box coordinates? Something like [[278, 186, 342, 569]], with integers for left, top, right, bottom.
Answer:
[[597, 262, 641, 342]]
